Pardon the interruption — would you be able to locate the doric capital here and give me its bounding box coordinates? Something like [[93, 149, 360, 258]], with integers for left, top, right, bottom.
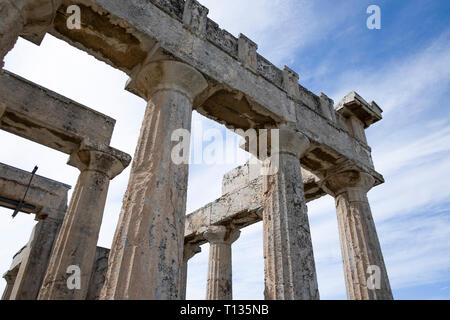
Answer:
[[275, 126, 310, 158], [68, 140, 131, 179], [322, 169, 375, 197], [202, 226, 241, 245], [184, 243, 201, 261], [127, 60, 208, 102]]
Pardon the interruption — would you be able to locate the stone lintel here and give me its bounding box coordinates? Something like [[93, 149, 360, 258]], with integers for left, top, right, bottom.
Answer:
[[335, 91, 383, 128], [0, 162, 70, 220], [0, 71, 115, 155]]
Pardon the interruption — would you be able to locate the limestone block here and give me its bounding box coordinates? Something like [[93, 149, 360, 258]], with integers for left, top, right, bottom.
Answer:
[[282, 66, 300, 100], [183, 0, 209, 37], [238, 33, 258, 71]]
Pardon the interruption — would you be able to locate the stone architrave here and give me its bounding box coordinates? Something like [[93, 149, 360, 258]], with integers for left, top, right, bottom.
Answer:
[[101, 60, 207, 300]]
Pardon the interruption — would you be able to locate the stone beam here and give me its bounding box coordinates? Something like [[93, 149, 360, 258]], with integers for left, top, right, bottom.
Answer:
[[184, 163, 324, 245], [0, 71, 115, 154], [0, 162, 70, 220], [48, 0, 381, 180]]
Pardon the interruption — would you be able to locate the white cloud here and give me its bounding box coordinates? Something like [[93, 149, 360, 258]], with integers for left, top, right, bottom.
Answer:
[[200, 0, 353, 66]]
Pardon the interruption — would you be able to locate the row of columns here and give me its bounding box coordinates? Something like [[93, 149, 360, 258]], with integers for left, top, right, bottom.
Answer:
[[181, 128, 392, 300], [0, 0, 392, 300]]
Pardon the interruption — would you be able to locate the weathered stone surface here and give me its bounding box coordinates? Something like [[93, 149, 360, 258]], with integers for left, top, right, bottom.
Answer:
[[38, 142, 130, 300], [322, 169, 393, 300], [86, 247, 109, 300], [203, 226, 240, 300], [182, 0, 208, 37], [262, 128, 319, 300], [238, 33, 258, 72], [0, 162, 70, 220], [282, 66, 300, 100], [0, 163, 70, 300], [2, 247, 24, 300], [0, 0, 60, 68], [0, 71, 115, 154], [101, 60, 207, 300], [186, 161, 325, 245], [10, 219, 62, 300]]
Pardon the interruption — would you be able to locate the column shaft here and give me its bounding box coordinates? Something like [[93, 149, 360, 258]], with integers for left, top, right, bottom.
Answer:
[[206, 242, 233, 300], [103, 91, 192, 300], [10, 218, 62, 300], [101, 61, 206, 300], [38, 168, 110, 300], [262, 130, 319, 300], [335, 185, 393, 299]]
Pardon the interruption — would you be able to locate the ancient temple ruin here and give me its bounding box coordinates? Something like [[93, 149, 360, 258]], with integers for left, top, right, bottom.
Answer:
[[1, 0, 393, 300]]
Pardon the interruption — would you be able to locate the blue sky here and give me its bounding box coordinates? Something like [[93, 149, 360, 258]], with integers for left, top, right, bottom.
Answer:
[[0, 1, 449, 300]]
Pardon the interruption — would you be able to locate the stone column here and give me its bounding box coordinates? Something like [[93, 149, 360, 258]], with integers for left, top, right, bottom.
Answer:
[[9, 217, 63, 300], [203, 226, 240, 300], [322, 170, 393, 300], [38, 142, 129, 300], [180, 244, 201, 300], [0, 0, 60, 69], [101, 60, 207, 300], [263, 128, 319, 300], [2, 269, 18, 300]]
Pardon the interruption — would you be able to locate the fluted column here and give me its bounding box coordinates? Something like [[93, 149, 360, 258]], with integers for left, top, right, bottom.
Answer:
[[323, 170, 393, 300], [38, 141, 129, 300], [180, 244, 201, 300], [203, 226, 240, 300], [263, 127, 319, 300], [0, 0, 60, 69], [101, 60, 207, 300], [10, 218, 63, 300]]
